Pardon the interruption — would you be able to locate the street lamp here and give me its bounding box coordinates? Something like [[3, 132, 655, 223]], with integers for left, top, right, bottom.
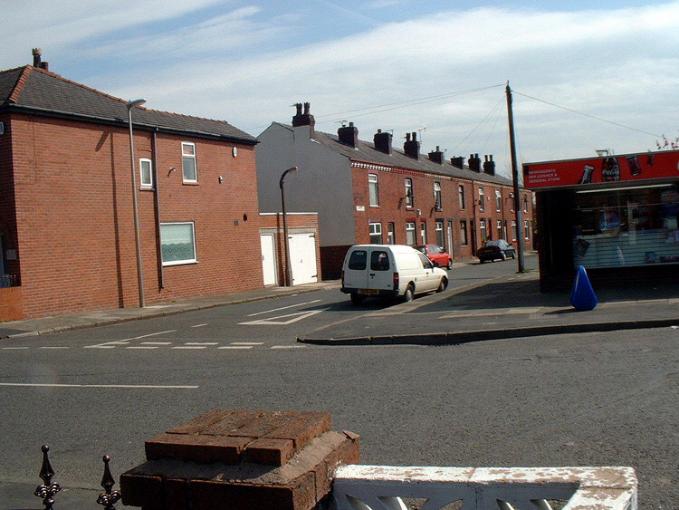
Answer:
[[279, 166, 298, 287], [127, 99, 146, 307]]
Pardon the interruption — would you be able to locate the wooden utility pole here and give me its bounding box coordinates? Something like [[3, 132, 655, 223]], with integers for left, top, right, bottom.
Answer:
[[506, 81, 526, 273]]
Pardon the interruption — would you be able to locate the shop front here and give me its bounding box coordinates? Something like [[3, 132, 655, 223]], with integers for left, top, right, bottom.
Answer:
[[524, 150, 679, 290]]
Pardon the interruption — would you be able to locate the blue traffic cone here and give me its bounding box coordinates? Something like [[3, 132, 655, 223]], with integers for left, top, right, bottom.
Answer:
[[570, 265, 598, 311]]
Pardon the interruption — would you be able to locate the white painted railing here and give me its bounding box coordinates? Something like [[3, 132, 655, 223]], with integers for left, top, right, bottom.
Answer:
[[333, 466, 637, 510]]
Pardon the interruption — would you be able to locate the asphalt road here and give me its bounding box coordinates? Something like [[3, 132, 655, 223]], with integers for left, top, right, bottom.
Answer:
[[2, 256, 676, 509]]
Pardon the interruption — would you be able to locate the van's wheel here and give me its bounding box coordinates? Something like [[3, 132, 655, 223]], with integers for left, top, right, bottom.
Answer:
[[436, 277, 448, 293], [350, 293, 364, 305], [403, 284, 414, 302]]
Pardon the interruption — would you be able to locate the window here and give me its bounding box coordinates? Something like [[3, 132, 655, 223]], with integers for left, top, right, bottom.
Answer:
[[524, 220, 530, 240], [348, 250, 367, 270], [405, 222, 416, 245], [497, 220, 503, 240], [140, 158, 153, 188], [405, 178, 414, 207], [523, 195, 529, 213], [181, 142, 198, 183], [387, 222, 395, 244], [460, 220, 468, 245], [433, 182, 442, 211], [495, 190, 502, 212], [370, 250, 390, 271], [511, 220, 517, 241], [435, 221, 444, 247], [509, 192, 515, 212], [160, 222, 196, 266], [480, 219, 487, 242], [458, 185, 465, 209], [478, 187, 485, 212], [420, 222, 427, 244], [368, 174, 379, 207], [417, 252, 433, 268], [369, 222, 382, 244]]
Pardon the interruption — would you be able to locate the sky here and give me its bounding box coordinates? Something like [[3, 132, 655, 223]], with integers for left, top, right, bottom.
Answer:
[[3, 0, 679, 178]]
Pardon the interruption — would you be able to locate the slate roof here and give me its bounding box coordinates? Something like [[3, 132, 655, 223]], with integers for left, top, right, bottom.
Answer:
[[271, 123, 515, 187], [0, 66, 256, 144]]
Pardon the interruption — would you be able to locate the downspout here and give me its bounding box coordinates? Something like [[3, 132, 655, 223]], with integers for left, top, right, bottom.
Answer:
[[152, 128, 164, 289]]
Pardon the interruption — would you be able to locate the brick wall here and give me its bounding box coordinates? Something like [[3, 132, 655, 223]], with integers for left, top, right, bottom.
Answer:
[[350, 162, 534, 265], [10, 113, 264, 318]]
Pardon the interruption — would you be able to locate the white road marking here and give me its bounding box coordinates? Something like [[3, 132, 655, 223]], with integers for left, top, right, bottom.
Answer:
[[84, 344, 120, 349], [270, 345, 307, 349], [218, 346, 253, 350], [185, 342, 218, 346], [39, 346, 70, 350], [136, 330, 176, 339], [247, 299, 322, 317], [239, 309, 325, 326], [0, 383, 198, 389], [126, 346, 159, 350], [230, 342, 263, 346], [171, 346, 207, 350], [141, 341, 172, 345], [2, 347, 29, 350], [191, 323, 208, 328]]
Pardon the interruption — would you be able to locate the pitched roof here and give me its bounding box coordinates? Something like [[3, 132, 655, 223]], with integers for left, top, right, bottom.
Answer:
[[0, 66, 256, 144], [299, 125, 515, 187]]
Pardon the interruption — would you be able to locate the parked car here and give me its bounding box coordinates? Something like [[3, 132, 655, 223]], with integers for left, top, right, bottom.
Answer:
[[341, 244, 448, 304], [477, 239, 516, 262], [415, 244, 453, 269]]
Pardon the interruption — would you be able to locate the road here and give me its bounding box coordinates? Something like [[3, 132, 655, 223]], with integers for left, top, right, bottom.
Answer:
[[1, 257, 677, 509]]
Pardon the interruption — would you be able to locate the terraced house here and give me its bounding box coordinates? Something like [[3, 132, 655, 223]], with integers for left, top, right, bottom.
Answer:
[[257, 103, 534, 279], [0, 51, 277, 320]]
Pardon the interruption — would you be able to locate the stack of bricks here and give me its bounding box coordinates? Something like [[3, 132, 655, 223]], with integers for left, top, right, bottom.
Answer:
[[120, 409, 360, 510]]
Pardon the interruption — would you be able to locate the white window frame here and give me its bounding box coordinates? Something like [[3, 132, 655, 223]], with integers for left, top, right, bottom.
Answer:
[[480, 219, 487, 242], [509, 192, 515, 212], [420, 222, 427, 243], [160, 222, 197, 266], [460, 220, 468, 245], [495, 190, 502, 212], [139, 158, 153, 189], [369, 222, 382, 244], [435, 220, 444, 247], [458, 185, 465, 209], [433, 182, 442, 211], [387, 222, 395, 244], [478, 187, 485, 212], [511, 220, 517, 241], [524, 220, 530, 239], [368, 173, 379, 207], [405, 222, 416, 245], [497, 220, 503, 239], [405, 178, 414, 208], [181, 142, 198, 183]]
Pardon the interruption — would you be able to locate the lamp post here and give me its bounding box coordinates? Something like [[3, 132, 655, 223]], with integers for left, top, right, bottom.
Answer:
[[127, 99, 146, 307], [279, 166, 298, 287]]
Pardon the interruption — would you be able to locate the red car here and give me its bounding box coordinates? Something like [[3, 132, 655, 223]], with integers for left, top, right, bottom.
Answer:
[[416, 244, 453, 269]]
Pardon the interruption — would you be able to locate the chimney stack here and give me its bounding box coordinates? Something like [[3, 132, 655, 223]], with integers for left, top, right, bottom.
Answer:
[[482, 154, 496, 175], [32, 48, 41, 68], [373, 129, 392, 155], [292, 101, 315, 135], [338, 122, 359, 148], [404, 132, 420, 159], [428, 146, 444, 164], [468, 153, 481, 172], [450, 156, 465, 169]]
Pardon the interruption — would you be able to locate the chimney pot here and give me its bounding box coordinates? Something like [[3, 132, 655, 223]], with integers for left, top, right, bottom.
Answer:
[[404, 131, 420, 159], [338, 122, 359, 148], [32, 48, 42, 67], [303, 102, 310, 115], [292, 101, 315, 136]]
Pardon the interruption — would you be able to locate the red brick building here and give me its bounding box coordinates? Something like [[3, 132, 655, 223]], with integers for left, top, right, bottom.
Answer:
[[257, 103, 534, 279], [0, 55, 271, 320]]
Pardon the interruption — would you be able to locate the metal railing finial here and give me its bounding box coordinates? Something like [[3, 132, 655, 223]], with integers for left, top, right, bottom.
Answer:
[[34, 444, 61, 510], [97, 454, 121, 509]]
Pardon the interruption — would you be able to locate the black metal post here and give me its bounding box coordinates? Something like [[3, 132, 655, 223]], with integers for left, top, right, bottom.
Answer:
[[506, 81, 526, 273], [97, 455, 121, 509], [34, 445, 61, 510], [279, 166, 298, 287]]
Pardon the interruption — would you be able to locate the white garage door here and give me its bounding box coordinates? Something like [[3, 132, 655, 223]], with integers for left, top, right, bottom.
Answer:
[[260, 234, 277, 286], [288, 233, 318, 285]]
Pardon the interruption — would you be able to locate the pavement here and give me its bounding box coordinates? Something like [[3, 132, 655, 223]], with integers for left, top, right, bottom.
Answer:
[[1, 260, 678, 344]]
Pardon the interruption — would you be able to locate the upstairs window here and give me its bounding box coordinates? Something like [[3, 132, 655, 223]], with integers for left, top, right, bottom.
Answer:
[[495, 190, 502, 212], [458, 185, 465, 209], [181, 142, 198, 183], [478, 187, 485, 212], [140, 158, 153, 188], [405, 178, 414, 208], [433, 182, 442, 211], [368, 173, 379, 207]]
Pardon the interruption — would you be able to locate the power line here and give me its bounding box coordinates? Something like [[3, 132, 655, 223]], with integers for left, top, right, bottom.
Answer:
[[317, 83, 505, 122], [513, 90, 662, 139]]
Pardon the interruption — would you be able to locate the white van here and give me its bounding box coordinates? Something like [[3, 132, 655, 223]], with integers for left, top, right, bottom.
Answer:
[[341, 244, 448, 304]]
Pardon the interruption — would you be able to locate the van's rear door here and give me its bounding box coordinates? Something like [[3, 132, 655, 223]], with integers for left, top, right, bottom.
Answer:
[[368, 248, 393, 291], [343, 248, 369, 290]]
